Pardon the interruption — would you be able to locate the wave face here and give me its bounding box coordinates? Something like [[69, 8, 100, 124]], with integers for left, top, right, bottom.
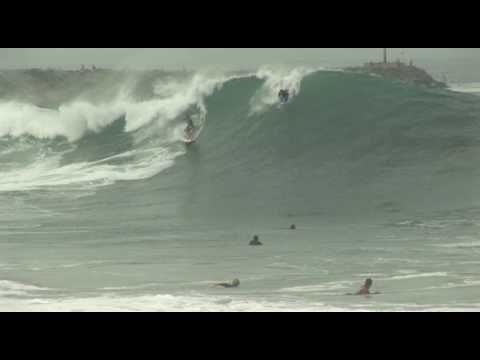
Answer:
[[1, 68, 480, 219]]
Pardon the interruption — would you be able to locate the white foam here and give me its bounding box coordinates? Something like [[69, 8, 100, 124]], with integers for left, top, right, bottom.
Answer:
[[0, 146, 183, 193], [0, 101, 124, 142], [449, 82, 480, 95], [1, 284, 479, 312], [0, 72, 230, 142], [434, 240, 480, 249], [3, 292, 479, 312], [0, 293, 349, 312], [280, 281, 353, 293], [380, 272, 448, 281], [419, 279, 480, 291]]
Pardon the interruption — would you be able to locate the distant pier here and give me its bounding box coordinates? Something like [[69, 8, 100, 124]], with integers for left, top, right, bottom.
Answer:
[[345, 48, 446, 88]]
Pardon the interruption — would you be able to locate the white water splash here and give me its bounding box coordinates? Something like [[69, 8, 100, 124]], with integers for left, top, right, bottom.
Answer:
[[249, 66, 317, 115]]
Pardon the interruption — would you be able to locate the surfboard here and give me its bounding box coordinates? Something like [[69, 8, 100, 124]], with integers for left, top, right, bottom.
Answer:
[[181, 110, 206, 144], [183, 124, 204, 144]]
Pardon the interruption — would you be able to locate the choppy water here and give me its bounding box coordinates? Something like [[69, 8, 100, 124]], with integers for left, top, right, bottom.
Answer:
[[1, 66, 480, 312]]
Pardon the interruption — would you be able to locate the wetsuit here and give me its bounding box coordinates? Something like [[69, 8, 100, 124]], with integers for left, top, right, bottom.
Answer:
[[185, 117, 195, 137], [279, 90, 289, 103]]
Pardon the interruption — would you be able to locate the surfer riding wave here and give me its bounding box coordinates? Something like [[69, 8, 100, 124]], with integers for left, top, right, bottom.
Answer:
[[185, 114, 195, 139], [278, 89, 291, 104], [182, 107, 206, 144]]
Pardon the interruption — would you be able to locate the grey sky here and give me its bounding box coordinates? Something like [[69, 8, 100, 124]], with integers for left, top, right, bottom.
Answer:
[[0, 48, 480, 81], [0, 49, 479, 78]]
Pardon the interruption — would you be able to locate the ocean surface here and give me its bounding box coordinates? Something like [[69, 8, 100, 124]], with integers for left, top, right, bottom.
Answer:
[[1, 66, 480, 312]]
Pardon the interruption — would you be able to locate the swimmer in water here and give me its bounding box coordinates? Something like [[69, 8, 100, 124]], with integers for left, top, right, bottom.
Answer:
[[347, 279, 380, 296], [249, 235, 262, 246], [213, 279, 240, 288]]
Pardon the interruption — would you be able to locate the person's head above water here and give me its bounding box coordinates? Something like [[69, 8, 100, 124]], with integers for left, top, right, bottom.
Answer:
[[232, 279, 240, 287], [365, 278, 373, 289], [290, 224, 296, 230], [249, 235, 262, 246], [347, 278, 377, 296]]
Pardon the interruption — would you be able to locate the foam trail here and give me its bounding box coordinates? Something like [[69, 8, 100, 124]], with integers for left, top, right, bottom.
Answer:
[[449, 82, 480, 95], [0, 147, 183, 193]]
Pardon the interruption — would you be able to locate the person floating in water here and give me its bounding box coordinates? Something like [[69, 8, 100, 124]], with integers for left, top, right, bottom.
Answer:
[[213, 279, 240, 288], [249, 235, 262, 246], [347, 279, 380, 296], [278, 89, 290, 104]]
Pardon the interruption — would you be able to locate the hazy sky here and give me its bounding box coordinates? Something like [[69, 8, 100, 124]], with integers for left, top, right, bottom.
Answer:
[[0, 48, 478, 71]]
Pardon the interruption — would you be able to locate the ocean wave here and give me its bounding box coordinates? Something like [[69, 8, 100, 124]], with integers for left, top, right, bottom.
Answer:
[[1, 68, 480, 217]]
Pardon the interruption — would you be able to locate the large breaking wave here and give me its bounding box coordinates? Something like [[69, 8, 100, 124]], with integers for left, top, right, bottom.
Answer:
[[1, 66, 480, 218]]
